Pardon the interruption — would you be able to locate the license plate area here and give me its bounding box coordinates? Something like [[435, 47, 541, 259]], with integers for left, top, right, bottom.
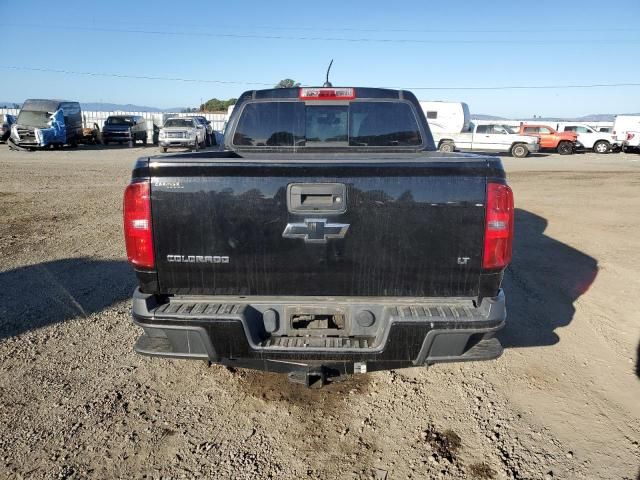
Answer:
[[288, 306, 347, 336]]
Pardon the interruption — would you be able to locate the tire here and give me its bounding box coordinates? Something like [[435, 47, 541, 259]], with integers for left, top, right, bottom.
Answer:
[[439, 141, 455, 153], [511, 143, 529, 158], [205, 132, 211, 147], [192, 141, 199, 152], [103, 140, 109, 145], [143, 133, 148, 145], [593, 140, 610, 154], [161, 147, 167, 153], [557, 141, 573, 155]]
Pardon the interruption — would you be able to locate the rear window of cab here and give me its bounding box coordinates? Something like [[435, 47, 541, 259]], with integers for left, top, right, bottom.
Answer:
[[232, 101, 423, 148]]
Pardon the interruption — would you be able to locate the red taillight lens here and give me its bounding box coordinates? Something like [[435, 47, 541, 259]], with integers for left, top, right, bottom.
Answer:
[[627, 133, 635, 140], [299, 87, 356, 100], [123, 181, 154, 269], [483, 183, 514, 270]]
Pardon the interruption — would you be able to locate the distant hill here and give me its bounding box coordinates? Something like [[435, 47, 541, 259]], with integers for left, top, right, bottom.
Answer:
[[2, 101, 638, 120], [80, 103, 188, 113], [472, 113, 640, 123], [471, 114, 507, 120], [516, 114, 618, 122], [0, 101, 189, 112], [572, 113, 639, 122]]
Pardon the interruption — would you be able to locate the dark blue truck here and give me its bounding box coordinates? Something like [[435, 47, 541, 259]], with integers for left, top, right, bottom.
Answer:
[[123, 86, 514, 387]]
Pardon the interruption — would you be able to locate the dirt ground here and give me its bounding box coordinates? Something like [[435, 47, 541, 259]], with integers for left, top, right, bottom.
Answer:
[[0, 145, 638, 480]]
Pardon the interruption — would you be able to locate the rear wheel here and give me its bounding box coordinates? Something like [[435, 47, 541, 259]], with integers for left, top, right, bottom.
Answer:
[[511, 143, 529, 158], [593, 140, 610, 154], [439, 141, 455, 153], [557, 141, 573, 155], [192, 140, 199, 152]]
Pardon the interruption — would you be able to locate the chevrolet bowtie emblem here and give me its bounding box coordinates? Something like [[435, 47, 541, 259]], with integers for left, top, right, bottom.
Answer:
[[282, 219, 350, 243]]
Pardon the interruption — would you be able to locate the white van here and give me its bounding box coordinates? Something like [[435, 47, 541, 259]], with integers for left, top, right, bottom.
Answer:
[[419, 101, 470, 134], [612, 115, 640, 150]]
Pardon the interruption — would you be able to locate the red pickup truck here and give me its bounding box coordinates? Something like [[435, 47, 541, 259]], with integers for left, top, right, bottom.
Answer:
[[517, 124, 577, 155]]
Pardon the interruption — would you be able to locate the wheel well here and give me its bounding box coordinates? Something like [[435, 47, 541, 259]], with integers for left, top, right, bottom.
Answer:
[[438, 139, 454, 146], [510, 142, 526, 148]]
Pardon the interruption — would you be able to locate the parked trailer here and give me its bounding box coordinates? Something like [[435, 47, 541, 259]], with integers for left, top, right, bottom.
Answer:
[[419, 101, 470, 134]]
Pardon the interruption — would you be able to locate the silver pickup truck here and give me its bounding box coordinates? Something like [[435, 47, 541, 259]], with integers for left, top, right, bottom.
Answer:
[[158, 117, 207, 153], [434, 123, 540, 158]]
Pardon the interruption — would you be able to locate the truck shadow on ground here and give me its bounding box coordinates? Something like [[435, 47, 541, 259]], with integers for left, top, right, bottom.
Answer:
[[499, 209, 599, 348], [0, 258, 134, 340]]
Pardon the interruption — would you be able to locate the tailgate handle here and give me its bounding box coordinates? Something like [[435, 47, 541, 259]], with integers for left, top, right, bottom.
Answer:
[[287, 183, 347, 214]]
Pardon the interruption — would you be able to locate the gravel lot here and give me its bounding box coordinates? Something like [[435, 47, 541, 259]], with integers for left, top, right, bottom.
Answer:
[[0, 145, 639, 480]]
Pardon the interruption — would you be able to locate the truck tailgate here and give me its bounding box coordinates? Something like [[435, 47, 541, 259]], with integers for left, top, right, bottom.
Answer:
[[149, 156, 489, 297]]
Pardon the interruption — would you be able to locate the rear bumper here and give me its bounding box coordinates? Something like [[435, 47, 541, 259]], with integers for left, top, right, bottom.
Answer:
[[131, 288, 506, 375]]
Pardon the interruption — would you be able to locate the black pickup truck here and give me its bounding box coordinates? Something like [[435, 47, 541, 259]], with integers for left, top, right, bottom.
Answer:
[[124, 86, 513, 386]]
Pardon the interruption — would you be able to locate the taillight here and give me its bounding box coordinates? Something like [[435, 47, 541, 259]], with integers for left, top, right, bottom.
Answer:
[[299, 87, 356, 100], [483, 183, 514, 270], [123, 181, 154, 269], [627, 133, 635, 140]]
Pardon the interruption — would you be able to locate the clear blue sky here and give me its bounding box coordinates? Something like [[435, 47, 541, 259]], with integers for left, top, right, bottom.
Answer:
[[2, 0, 639, 117]]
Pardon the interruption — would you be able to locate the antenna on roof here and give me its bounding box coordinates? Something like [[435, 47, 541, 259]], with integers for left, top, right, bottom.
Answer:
[[323, 59, 334, 87]]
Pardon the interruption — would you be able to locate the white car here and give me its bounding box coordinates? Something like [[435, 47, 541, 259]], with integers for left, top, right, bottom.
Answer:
[[555, 122, 618, 153], [158, 117, 207, 153], [434, 123, 539, 158]]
